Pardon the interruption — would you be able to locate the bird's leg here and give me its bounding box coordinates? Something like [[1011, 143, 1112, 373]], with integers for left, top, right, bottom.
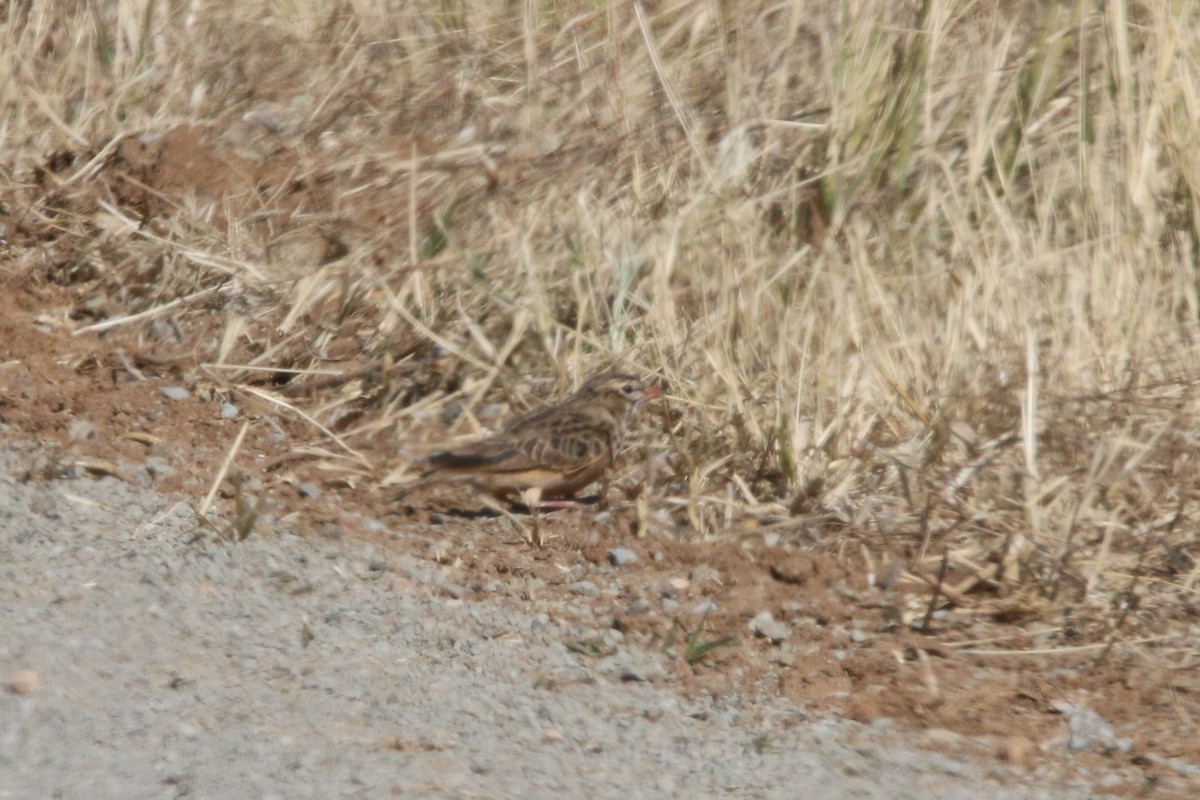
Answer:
[[391, 473, 471, 503], [474, 493, 530, 539], [598, 474, 611, 511], [534, 498, 591, 510], [520, 486, 544, 547]]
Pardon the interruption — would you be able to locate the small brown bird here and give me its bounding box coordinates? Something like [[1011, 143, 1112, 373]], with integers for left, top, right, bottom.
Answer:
[[402, 372, 661, 523]]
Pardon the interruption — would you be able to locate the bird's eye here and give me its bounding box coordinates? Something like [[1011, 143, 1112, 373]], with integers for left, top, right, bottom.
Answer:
[[622, 383, 636, 394]]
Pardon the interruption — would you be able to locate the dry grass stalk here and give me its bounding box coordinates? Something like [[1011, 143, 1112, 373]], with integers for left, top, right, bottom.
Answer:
[[2, 0, 1199, 659]]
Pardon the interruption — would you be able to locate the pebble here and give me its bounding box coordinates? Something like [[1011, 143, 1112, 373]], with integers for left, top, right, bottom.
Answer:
[[596, 648, 668, 682], [221, 402, 240, 419], [297, 483, 322, 499], [925, 729, 963, 747], [749, 611, 789, 644], [1000, 735, 1036, 769], [436, 578, 468, 599], [144, 457, 174, 480], [159, 386, 189, 401], [7, 668, 40, 694], [67, 420, 96, 441], [692, 600, 718, 615], [1051, 701, 1125, 752], [849, 629, 869, 644], [608, 547, 639, 566], [569, 581, 600, 598]]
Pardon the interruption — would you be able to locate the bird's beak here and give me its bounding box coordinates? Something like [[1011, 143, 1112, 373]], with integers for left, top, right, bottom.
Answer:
[[643, 384, 663, 401]]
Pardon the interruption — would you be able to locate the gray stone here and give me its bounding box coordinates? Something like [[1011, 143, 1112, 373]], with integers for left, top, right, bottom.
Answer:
[[67, 420, 96, 441], [569, 580, 600, 598], [1051, 701, 1121, 753], [608, 547, 639, 566], [749, 611, 789, 644]]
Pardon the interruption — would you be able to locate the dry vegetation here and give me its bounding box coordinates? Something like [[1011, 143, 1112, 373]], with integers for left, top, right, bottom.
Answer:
[[3, 0, 1200, 726]]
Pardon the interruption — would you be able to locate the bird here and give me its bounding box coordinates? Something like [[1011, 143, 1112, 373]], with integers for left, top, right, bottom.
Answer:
[[399, 371, 662, 539]]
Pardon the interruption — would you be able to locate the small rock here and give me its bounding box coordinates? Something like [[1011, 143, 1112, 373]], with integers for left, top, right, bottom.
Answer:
[[67, 420, 96, 441], [608, 547, 639, 566], [926, 728, 963, 747], [220, 402, 240, 419], [1146, 754, 1200, 780], [297, 483, 322, 499], [1052, 700, 1120, 752], [749, 611, 788, 644], [1000, 735, 1037, 769], [7, 668, 40, 694], [692, 600, 718, 615], [176, 721, 201, 739], [435, 578, 468, 599], [144, 457, 174, 480], [849, 629, 869, 644], [315, 522, 342, 539], [597, 648, 668, 682], [770, 555, 816, 585], [159, 386, 189, 401], [569, 581, 600, 598]]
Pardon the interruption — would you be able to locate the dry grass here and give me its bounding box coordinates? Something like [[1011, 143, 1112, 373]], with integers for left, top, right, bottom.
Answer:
[[3, 0, 1200, 663]]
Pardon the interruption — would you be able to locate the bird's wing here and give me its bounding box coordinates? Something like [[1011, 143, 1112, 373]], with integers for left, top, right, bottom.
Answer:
[[423, 436, 526, 471], [425, 427, 609, 478]]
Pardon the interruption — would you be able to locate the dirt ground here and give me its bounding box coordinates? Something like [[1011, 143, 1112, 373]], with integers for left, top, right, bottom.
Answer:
[[2, 129, 1198, 799], [0, 277, 1195, 800]]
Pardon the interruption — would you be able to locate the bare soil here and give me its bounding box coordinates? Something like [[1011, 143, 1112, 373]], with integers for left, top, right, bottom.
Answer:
[[2, 126, 1198, 799]]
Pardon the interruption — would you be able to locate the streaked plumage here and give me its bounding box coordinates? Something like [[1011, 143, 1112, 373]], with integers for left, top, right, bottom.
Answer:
[[404, 372, 661, 505]]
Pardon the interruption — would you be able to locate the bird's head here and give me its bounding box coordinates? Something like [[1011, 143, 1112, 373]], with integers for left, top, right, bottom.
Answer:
[[576, 372, 663, 416]]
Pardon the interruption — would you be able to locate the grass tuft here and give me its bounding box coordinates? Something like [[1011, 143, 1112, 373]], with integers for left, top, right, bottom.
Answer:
[[3, 0, 1199, 668]]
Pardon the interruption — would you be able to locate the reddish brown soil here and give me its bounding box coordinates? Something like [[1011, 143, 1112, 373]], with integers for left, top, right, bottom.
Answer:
[[2, 128, 1197, 799]]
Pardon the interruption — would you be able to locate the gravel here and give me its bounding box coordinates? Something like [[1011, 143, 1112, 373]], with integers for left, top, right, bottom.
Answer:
[[607, 548, 639, 566], [0, 444, 1107, 799]]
